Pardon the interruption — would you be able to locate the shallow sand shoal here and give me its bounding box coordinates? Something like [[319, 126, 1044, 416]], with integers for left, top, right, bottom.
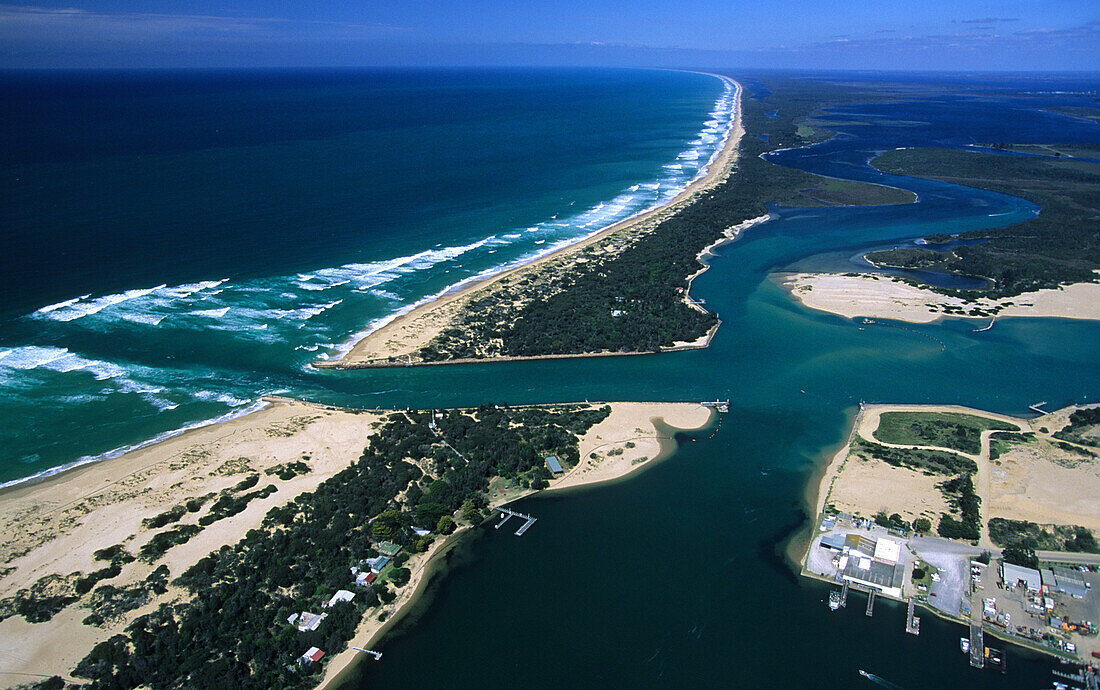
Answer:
[[321, 77, 745, 368], [0, 397, 384, 686], [315, 401, 713, 689], [778, 272, 1100, 324]]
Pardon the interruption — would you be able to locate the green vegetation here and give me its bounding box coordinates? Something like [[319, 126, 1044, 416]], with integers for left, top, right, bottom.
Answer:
[[872, 147, 1100, 298], [408, 76, 916, 362], [138, 524, 202, 563], [1054, 407, 1100, 447], [1002, 545, 1039, 570], [142, 504, 188, 530], [83, 566, 170, 627], [92, 545, 135, 565], [0, 573, 81, 624], [851, 437, 976, 476], [989, 518, 1099, 553], [265, 460, 311, 480], [197, 484, 278, 526], [936, 474, 981, 541], [914, 517, 932, 533], [873, 511, 909, 531], [872, 412, 1016, 455], [989, 431, 1035, 461], [71, 404, 608, 689], [783, 177, 915, 208]]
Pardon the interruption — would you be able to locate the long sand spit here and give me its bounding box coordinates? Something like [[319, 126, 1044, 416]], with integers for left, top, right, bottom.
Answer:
[[316, 76, 746, 369], [0, 398, 711, 687]]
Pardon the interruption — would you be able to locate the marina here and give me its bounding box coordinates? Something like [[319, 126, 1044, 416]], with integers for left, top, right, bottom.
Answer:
[[495, 507, 538, 536]]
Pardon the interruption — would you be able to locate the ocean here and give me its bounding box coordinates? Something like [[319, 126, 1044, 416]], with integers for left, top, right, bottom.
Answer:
[[0, 67, 734, 484]]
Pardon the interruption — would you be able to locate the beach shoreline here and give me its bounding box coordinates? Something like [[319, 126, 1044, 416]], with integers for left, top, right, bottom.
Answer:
[[315, 76, 746, 370], [777, 272, 1100, 324]]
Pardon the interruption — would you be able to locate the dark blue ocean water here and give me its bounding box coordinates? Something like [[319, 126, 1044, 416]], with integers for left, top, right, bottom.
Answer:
[[0, 68, 735, 482]]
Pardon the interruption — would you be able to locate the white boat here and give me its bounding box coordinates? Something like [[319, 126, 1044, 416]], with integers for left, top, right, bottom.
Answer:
[[960, 637, 970, 653], [829, 590, 841, 611]]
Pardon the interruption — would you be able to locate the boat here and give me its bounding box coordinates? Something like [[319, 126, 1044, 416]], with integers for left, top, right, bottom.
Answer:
[[960, 637, 970, 653], [859, 670, 870, 678], [829, 590, 842, 611]]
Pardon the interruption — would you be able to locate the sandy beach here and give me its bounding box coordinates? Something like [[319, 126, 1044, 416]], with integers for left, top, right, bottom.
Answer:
[[779, 272, 1100, 324], [317, 77, 746, 369], [314, 401, 713, 689], [0, 397, 385, 685], [813, 403, 1100, 548], [0, 399, 712, 687]]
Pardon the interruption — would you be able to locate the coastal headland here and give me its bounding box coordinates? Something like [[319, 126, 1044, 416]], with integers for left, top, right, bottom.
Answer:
[[0, 397, 711, 687], [804, 402, 1100, 662]]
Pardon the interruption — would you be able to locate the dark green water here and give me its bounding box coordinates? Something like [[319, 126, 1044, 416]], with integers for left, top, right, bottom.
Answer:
[[336, 78, 1100, 689]]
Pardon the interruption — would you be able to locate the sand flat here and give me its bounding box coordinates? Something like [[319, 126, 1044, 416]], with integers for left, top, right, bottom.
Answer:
[[779, 272, 1100, 324]]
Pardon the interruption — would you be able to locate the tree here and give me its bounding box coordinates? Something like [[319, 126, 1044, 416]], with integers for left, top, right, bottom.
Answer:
[[1002, 545, 1038, 569], [914, 517, 932, 533], [389, 567, 411, 587], [436, 515, 456, 535]]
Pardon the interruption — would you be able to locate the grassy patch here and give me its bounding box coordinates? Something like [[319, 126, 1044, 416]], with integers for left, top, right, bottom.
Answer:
[[872, 412, 1016, 454]]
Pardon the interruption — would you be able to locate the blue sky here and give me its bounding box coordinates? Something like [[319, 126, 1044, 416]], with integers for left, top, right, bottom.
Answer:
[[1, 1, 1097, 70]]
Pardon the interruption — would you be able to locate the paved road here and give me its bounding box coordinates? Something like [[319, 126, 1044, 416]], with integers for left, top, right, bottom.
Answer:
[[1036, 551, 1100, 565]]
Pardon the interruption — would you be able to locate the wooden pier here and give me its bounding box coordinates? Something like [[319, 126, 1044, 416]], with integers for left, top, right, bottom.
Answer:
[[1029, 401, 1048, 414], [905, 600, 920, 635], [840, 581, 849, 608], [495, 507, 537, 536], [865, 590, 876, 617], [969, 621, 985, 669], [701, 400, 730, 413], [352, 647, 382, 660]]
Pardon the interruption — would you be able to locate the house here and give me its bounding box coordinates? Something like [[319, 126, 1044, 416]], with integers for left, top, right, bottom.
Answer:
[[545, 456, 564, 475], [820, 534, 847, 552], [1002, 562, 1042, 593], [289, 611, 326, 632], [378, 541, 402, 558], [412, 528, 430, 537], [326, 590, 355, 608], [299, 647, 325, 665], [355, 571, 378, 587], [368, 555, 391, 574]]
